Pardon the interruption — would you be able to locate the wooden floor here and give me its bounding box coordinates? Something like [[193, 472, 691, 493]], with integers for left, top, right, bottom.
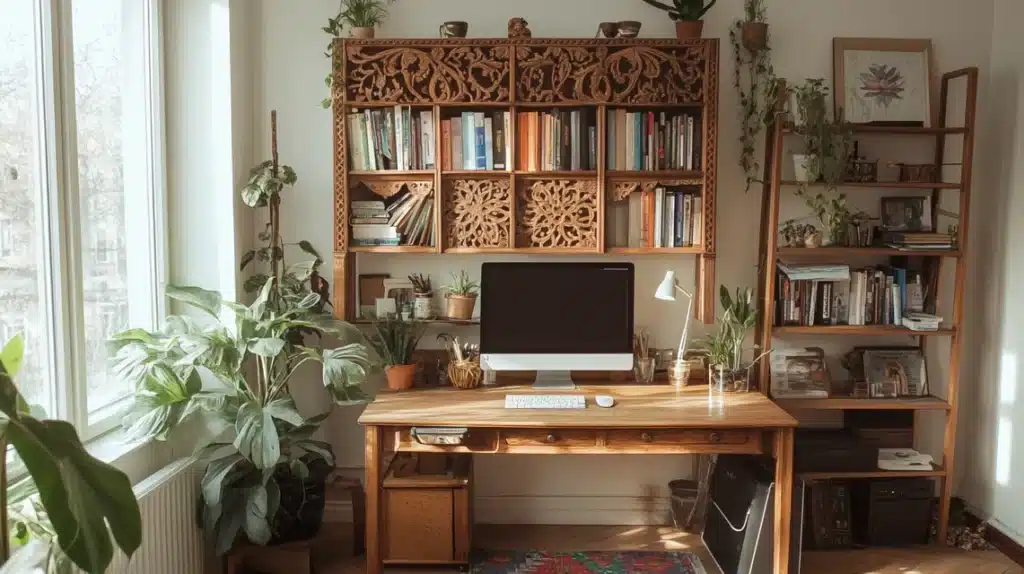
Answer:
[[316, 524, 1023, 574]]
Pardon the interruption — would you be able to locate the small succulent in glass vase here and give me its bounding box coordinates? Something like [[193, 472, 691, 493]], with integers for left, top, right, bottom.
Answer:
[[699, 286, 770, 393]]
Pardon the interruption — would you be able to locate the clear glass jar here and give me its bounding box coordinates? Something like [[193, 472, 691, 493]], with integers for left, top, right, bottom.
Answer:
[[709, 364, 751, 393]]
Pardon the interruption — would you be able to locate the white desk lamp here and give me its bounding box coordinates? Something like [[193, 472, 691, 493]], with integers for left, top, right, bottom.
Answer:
[[655, 271, 694, 360]]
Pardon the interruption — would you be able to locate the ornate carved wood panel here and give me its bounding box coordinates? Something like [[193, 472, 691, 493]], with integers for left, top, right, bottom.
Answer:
[[516, 42, 707, 104], [344, 40, 511, 103], [516, 179, 599, 249], [444, 179, 512, 249]]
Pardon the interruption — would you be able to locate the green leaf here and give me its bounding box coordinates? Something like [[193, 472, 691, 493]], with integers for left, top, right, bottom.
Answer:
[[241, 184, 264, 208], [249, 276, 275, 320], [0, 373, 142, 574], [239, 250, 257, 271], [290, 459, 310, 481], [167, 284, 223, 318], [234, 402, 281, 469], [202, 453, 246, 507], [243, 483, 271, 545], [265, 397, 305, 426], [247, 338, 285, 357], [297, 292, 321, 309], [1, 333, 25, 378], [244, 274, 270, 294], [297, 240, 321, 260], [306, 343, 374, 404]]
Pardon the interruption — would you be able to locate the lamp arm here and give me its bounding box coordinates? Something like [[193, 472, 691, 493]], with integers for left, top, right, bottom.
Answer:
[[676, 285, 694, 359]]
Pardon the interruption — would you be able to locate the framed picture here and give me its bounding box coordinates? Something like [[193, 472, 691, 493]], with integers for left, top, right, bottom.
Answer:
[[770, 347, 831, 399], [880, 196, 932, 231], [863, 347, 928, 397], [833, 38, 934, 127]]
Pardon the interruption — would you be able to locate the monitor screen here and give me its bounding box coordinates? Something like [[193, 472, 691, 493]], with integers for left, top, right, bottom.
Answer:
[[480, 262, 634, 354]]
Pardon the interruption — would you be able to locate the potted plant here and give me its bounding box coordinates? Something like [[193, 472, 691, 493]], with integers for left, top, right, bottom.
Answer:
[[0, 334, 142, 574], [443, 271, 479, 321], [699, 286, 770, 393], [729, 0, 776, 192], [740, 0, 768, 51], [779, 219, 819, 248], [641, 0, 718, 40], [338, 0, 394, 39], [790, 79, 853, 188], [800, 190, 860, 246], [367, 315, 427, 391], [110, 121, 376, 555]]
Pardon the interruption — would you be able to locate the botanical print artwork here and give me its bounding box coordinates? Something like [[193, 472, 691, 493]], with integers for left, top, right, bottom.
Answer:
[[843, 50, 929, 125]]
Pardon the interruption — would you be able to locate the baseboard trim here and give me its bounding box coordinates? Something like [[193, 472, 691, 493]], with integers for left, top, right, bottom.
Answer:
[[964, 504, 1024, 568]]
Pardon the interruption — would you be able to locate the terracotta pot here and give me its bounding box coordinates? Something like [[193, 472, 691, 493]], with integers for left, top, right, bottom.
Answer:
[[385, 364, 417, 391], [350, 27, 375, 39], [674, 20, 704, 40], [445, 294, 477, 320], [741, 22, 768, 51]]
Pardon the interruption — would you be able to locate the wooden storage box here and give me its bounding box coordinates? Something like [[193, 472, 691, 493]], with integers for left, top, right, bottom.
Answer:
[[383, 453, 473, 567]]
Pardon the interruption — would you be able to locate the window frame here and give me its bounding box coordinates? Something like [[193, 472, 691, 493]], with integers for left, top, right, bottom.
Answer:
[[14, 0, 168, 440]]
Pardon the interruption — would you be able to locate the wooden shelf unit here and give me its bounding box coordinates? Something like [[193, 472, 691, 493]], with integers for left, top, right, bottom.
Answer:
[[755, 68, 979, 544], [333, 38, 720, 322]]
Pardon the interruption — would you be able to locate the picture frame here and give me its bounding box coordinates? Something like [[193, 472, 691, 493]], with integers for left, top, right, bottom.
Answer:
[[833, 38, 935, 127], [863, 347, 928, 397], [880, 196, 932, 232], [770, 347, 831, 399]]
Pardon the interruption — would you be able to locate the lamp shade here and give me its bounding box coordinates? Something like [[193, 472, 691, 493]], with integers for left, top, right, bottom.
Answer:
[[655, 271, 677, 301]]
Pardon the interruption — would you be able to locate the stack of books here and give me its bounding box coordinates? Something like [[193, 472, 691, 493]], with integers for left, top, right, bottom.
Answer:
[[605, 110, 702, 171], [440, 111, 511, 171], [517, 110, 597, 172], [347, 106, 436, 171], [350, 187, 435, 247], [902, 312, 943, 332], [617, 186, 702, 248], [774, 263, 927, 327], [883, 232, 955, 251]]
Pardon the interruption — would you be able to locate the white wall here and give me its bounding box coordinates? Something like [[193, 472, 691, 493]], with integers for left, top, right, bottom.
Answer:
[[957, 0, 1024, 546], [253, 0, 995, 524]]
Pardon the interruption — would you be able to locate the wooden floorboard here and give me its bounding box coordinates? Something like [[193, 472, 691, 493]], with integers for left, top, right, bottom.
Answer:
[[315, 523, 1024, 573]]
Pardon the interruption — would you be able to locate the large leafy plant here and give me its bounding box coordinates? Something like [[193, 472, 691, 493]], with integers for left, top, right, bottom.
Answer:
[[0, 335, 142, 574], [641, 0, 717, 21]]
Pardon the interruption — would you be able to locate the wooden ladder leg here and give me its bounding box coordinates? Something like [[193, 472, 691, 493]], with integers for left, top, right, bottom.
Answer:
[[365, 426, 383, 574], [774, 428, 795, 574]]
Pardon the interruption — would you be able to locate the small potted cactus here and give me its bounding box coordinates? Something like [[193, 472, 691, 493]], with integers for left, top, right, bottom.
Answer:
[[641, 0, 718, 40], [443, 271, 479, 321]]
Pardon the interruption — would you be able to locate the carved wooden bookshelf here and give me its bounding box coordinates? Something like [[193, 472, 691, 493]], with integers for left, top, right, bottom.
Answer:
[[332, 38, 719, 322], [754, 68, 979, 545]]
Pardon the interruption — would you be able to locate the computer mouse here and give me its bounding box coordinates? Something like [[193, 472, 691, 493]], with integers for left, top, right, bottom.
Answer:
[[595, 395, 615, 408]]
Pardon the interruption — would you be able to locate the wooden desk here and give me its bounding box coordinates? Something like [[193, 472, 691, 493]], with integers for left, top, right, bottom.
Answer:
[[358, 385, 799, 574]]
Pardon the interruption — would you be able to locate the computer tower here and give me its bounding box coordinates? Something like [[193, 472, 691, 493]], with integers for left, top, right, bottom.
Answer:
[[703, 455, 805, 574], [853, 478, 932, 546]]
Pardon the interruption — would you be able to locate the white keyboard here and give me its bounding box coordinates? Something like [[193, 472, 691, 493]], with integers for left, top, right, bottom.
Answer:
[[504, 395, 586, 409]]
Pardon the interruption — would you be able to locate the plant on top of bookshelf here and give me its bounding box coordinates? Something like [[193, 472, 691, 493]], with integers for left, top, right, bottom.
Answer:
[[730, 0, 776, 192], [700, 286, 769, 392], [321, 13, 345, 109], [442, 271, 479, 320], [641, 0, 718, 39], [790, 79, 853, 190], [338, 0, 394, 38]]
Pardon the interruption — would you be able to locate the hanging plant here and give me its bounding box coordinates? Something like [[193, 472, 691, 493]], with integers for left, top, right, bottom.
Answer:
[[320, 12, 345, 109], [730, 0, 776, 193], [790, 79, 853, 192], [740, 0, 768, 51]]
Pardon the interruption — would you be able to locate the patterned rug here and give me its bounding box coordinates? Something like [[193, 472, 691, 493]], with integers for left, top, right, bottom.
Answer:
[[471, 550, 707, 574]]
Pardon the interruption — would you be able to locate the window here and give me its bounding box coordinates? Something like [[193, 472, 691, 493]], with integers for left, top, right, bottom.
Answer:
[[0, 0, 165, 438]]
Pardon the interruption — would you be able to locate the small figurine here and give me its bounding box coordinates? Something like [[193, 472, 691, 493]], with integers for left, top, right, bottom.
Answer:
[[508, 18, 532, 38]]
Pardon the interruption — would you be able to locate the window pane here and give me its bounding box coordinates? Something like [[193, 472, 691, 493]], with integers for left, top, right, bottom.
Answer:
[[73, 0, 156, 416], [0, 0, 55, 412]]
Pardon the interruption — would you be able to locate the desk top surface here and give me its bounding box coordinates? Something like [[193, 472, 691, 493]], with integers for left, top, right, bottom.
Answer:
[[358, 385, 798, 429]]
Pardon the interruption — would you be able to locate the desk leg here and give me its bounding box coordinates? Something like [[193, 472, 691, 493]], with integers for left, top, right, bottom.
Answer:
[[365, 425, 383, 574], [773, 428, 794, 574]]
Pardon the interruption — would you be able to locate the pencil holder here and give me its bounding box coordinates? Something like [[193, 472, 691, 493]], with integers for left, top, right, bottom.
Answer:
[[448, 360, 483, 390]]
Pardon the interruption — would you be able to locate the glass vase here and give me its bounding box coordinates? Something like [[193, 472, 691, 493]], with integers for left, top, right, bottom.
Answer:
[[667, 359, 692, 390], [633, 358, 657, 384], [709, 364, 751, 393]]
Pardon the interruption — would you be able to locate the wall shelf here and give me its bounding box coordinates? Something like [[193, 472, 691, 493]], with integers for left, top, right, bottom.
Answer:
[[772, 325, 955, 336], [777, 247, 961, 258], [779, 180, 962, 190], [799, 465, 947, 480], [775, 396, 950, 411]]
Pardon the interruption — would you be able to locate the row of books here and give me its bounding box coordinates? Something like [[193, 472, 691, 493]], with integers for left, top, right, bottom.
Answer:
[[350, 187, 435, 247], [620, 186, 703, 249], [517, 110, 597, 172], [347, 107, 435, 172], [606, 110, 702, 172], [440, 111, 511, 171], [774, 264, 925, 327]]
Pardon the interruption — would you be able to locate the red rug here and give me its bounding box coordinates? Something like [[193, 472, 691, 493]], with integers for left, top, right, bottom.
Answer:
[[471, 550, 707, 573]]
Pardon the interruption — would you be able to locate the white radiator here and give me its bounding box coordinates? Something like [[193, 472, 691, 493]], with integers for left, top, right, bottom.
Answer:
[[107, 458, 207, 574]]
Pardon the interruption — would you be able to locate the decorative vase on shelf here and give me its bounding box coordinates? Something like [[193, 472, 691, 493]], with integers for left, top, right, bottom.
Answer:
[[709, 364, 751, 393], [413, 292, 434, 320], [351, 27, 375, 39], [445, 294, 477, 320], [385, 364, 417, 391]]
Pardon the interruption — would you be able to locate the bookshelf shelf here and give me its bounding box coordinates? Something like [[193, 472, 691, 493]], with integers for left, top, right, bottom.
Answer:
[[799, 465, 946, 480], [772, 325, 955, 336], [334, 37, 720, 323], [758, 69, 980, 544], [775, 396, 950, 411], [779, 180, 962, 190], [607, 247, 704, 255], [352, 317, 480, 326], [777, 247, 962, 257]]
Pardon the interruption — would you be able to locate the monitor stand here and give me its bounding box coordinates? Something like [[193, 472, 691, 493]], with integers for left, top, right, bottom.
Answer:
[[532, 371, 576, 391]]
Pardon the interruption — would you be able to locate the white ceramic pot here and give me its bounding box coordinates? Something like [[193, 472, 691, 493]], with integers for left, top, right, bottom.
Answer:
[[792, 154, 816, 182]]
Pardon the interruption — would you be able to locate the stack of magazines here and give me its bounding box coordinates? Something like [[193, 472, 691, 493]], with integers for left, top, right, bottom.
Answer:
[[884, 232, 955, 251]]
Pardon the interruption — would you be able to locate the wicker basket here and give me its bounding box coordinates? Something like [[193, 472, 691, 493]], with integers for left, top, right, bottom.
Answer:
[[448, 360, 482, 390]]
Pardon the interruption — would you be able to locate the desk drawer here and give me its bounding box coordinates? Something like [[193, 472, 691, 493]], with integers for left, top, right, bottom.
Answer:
[[607, 429, 755, 451], [503, 430, 598, 448]]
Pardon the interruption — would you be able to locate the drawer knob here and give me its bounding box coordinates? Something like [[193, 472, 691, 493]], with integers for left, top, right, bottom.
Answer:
[[709, 432, 722, 443], [546, 434, 558, 444], [641, 432, 654, 443]]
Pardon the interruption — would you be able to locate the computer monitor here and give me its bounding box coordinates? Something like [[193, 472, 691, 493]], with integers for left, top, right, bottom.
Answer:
[[480, 262, 635, 390]]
